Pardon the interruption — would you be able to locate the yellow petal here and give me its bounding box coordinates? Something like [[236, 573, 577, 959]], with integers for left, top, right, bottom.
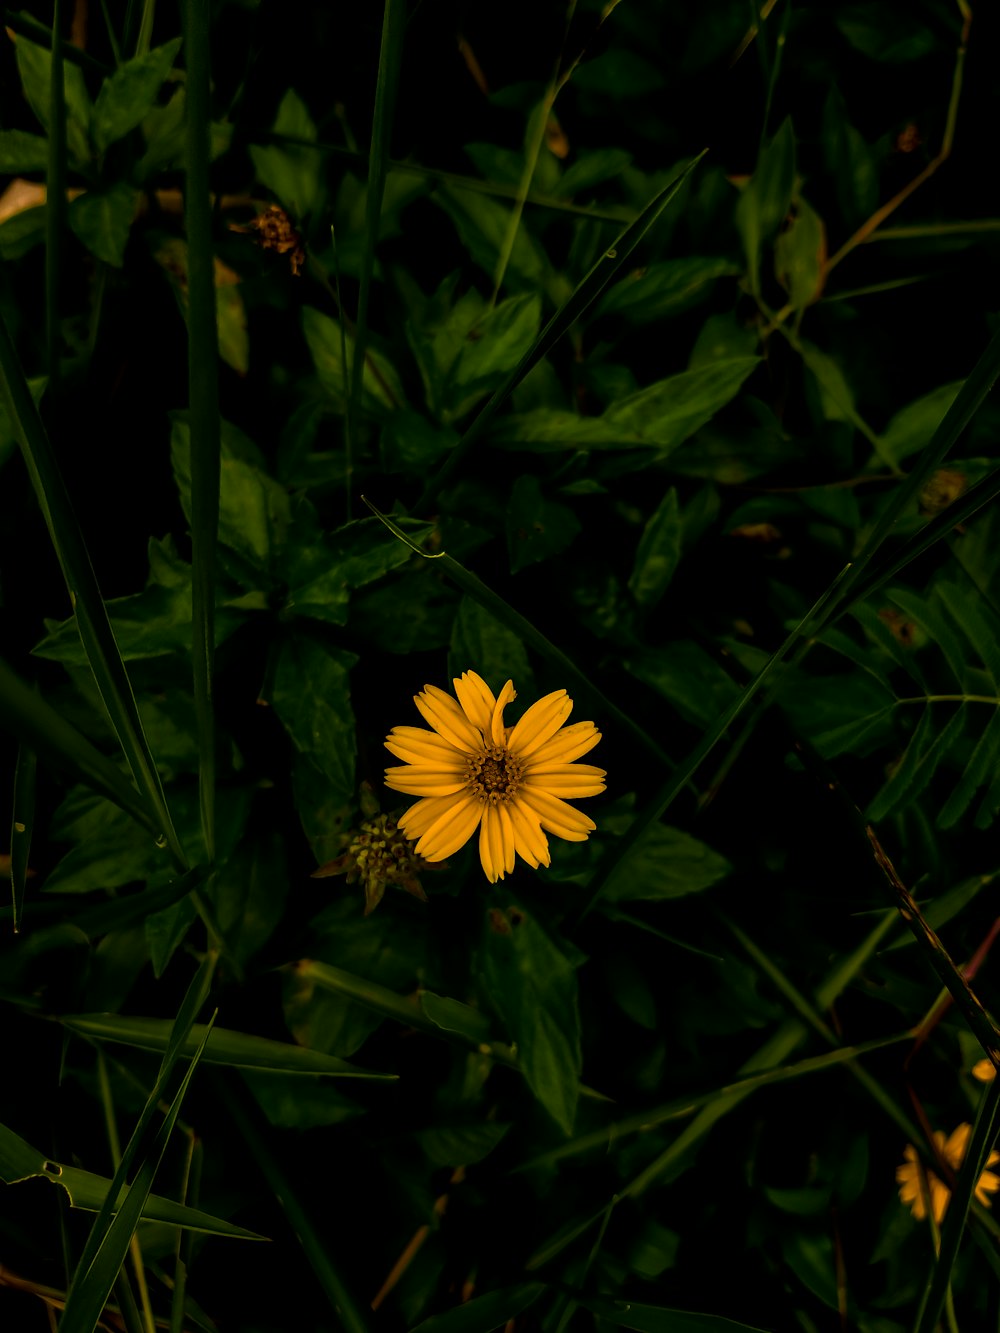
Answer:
[[527, 721, 602, 766], [497, 803, 516, 876], [385, 726, 465, 765], [509, 798, 550, 868], [490, 680, 517, 746], [384, 768, 468, 797], [507, 689, 572, 758], [416, 794, 483, 862], [397, 793, 464, 838], [453, 671, 496, 736], [519, 786, 596, 840], [414, 686, 482, 752], [478, 803, 507, 882]]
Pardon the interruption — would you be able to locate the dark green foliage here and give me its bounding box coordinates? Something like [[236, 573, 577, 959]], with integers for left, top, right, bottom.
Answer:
[[2, 2, 1000, 1331]]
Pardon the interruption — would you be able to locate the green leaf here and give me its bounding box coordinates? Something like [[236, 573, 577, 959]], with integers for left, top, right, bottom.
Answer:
[[410, 1283, 546, 1333], [415, 1122, 511, 1168], [603, 825, 731, 902], [249, 89, 320, 220], [603, 358, 760, 452], [821, 88, 877, 228], [506, 474, 581, 573], [381, 410, 457, 474], [61, 1013, 393, 1076], [269, 635, 358, 796], [736, 117, 796, 294], [68, 183, 139, 267], [581, 1296, 768, 1333], [448, 595, 533, 699], [774, 197, 825, 310], [480, 902, 582, 1135], [43, 795, 161, 894], [882, 382, 963, 467], [14, 35, 92, 165], [285, 516, 433, 624], [799, 339, 856, 424], [594, 257, 739, 325], [435, 185, 550, 292], [419, 991, 493, 1044], [867, 704, 967, 822], [303, 306, 405, 417], [779, 670, 895, 759], [624, 642, 740, 729], [0, 1120, 263, 1239], [0, 129, 50, 172], [836, 6, 937, 62], [0, 205, 47, 261], [628, 487, 681, 607], [92, 37, 182, 151], [554, 148, 632, 196]]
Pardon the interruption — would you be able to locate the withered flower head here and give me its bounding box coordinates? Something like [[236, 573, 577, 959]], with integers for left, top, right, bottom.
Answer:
[[312, 812, 435, 915]]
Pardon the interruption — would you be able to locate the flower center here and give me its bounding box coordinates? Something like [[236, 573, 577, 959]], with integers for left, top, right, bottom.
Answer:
[[466, 744, 522, 805]]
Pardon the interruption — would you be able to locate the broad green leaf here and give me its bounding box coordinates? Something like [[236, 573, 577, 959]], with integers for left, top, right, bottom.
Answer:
[[624, 642, 740, 729], [43, 797, 161, 894], [937, 579, 1000, 683], [603, 825, 731, 902], [628, 487, 681, 607], [14, 35, 92, 165], [410, 1282, 546, 1333], [836, 6, 937, 62], [448, 595, 534, 699], [554, 147, 632, 196], [269, 635, 357, 796], [0, 205, 47, 261], [382, 410, 457, 473], [436, 185, 551, 292], [882, 382, 963, 467], [581, 1296, 768, 1333], [303, 305, 405, 416], [0, 129, 49, 172], [594, 257, 739, 325], [480, 902, 582, 1135], [779, 670, 895, 759], [419, 991, 493, 1044], [241, 1071, 365, 1130], [0, 1120, 263, 1239], [249, 89, 321, 220], [416, 1121, 511, 1168], [821, 88, 877, 227], [92, 37, 182, 151], [774, 197, 825, 310], [939, 710, 1000, 829], [688, 311, 761, 369], [60, 1013, 393, 1077], [799, 339, 856, 424], [603, 358, 761, 452], [68, 183, 139, 267], [284, 516, 433, 624], [867, 704, 967, 822], [172, 416, 290, 574], [506, 474, 581, 573], [154, 241, 249, 374], [736, 118, 795, 294]]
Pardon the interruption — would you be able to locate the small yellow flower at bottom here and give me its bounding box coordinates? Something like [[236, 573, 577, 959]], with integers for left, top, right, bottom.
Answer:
[[896, 1123, 1000, 1224], [384, 669, 606, 883]]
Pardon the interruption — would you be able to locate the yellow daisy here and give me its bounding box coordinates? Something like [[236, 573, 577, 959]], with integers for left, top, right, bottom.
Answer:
[[896, 1123, 1000, 1224], [384, 670, 606, 883]]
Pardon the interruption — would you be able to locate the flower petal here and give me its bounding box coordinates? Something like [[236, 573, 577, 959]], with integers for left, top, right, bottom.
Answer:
[[523, 771, 607, 798], [416, 794, 483, 862], [414, 686, 482, 752], [385, 726, 466, 765], [384, 767, 469, 797], [509, 797, 550, 869], [478, 803, 509, 882], [519, 786, 596, 840], [453, 671, 496, 736], [507, 689, 573, 758], [527, 721, 602, 766], [490, 680, 517, 747], [397, 794, 466, 839]]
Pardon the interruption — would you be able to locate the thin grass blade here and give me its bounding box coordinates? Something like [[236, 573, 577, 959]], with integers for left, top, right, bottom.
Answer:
[[59, 1012, 219, 1333], [9, 741, 37, 932], [413, 151, 707, 514], [0, 310, 185, 869], [183, 0, 219, 864], [45, 0, 65, 385]]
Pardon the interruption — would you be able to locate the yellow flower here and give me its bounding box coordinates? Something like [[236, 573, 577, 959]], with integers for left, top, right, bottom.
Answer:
[[384, 670, 606, 883], [972, 1058, 996, 1082], [896, 1123, 1000, 1224]]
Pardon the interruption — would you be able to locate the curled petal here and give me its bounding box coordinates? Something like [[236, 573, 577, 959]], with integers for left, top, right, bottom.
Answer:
[[490, 680, 517, 747], [453, 671, 497, 736], [507, 690, 572, 758]]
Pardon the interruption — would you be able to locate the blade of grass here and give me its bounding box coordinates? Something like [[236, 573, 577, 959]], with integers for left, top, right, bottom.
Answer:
[[214, 1071, 372, 1333], [45, 0, 65, 388], [59, 1011, 218, 1333], [0, 310, 186, 871], [0, 654, 158, 837], [412, 151, 707, 516], [916, 1074, 1000, 1333], [345, 0, 404, 517], [517, 1028, 911, 1173], [63, 950, 217, 1310], [0, 6, 111, 73], [362, 500, 678, 775], [9, 741, 37, 932], [183, 0, 219, 865], [168, 1129, 201, 1333]]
